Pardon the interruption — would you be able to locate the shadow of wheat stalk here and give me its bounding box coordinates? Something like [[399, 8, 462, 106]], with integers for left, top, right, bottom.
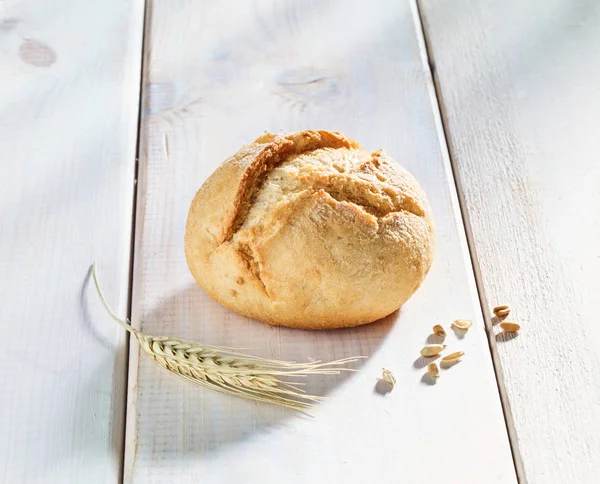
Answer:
[[92, 262, 363, 411]]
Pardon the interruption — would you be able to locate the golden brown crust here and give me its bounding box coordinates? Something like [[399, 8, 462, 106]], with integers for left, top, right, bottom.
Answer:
[[185, 130, 435, 329], [207, 130, 361, 243]]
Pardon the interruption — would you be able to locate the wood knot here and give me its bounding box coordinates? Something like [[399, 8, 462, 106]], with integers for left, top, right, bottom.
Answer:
[[19, 38, 56, 67], [0, 17, 21, 32]]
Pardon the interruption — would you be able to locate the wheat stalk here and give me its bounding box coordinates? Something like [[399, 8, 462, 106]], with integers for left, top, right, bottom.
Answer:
[[92, 262, 362, 411]]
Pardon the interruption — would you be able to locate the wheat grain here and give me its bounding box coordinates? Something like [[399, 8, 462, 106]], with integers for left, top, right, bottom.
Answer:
[[92, 262, 362, 411], [381, 368, 396, 386], [427, 362, 440, 380], [500, 322, 520, 333], [452, 319, 473, 331], [420, 344, 446, 357], [441, 351, 464, 362], [493, 305, 510, 318], [432, 324, 447, 338]]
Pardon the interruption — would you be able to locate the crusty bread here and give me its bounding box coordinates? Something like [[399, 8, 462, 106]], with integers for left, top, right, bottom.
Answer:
[[185, 130, 435, 329]]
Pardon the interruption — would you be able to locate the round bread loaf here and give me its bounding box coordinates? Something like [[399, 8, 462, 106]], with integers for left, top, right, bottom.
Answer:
[[185, 130, 435, 329]]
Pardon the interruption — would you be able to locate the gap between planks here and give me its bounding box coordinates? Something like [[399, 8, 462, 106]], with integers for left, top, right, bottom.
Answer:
[[411, 0, 524, 481], [122, 0, 151, 483]]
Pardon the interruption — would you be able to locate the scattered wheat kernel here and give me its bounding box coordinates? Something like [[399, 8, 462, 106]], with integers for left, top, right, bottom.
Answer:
[[427, 362, 440, 379], [500, 322, 520, 333], [433, 324, 447, 338], [420, 344, 447, 357], [493, 305, 511, 318], [442, 351, 465, 362], [452, 319, 473, 330], [382, 368, 396, 386]]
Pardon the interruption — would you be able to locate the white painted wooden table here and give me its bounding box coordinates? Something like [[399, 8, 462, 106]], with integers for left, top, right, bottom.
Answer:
[[1, 0, 598, 483]]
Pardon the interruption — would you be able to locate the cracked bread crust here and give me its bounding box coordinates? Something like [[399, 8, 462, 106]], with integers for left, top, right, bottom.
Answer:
[[185, 130, 435, 329]]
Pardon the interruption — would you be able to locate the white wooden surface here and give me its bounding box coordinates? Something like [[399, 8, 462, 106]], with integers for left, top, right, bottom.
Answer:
[[126, 1, 516, 482], [0, 0, 144, 482], [420, 0, 600, 482]]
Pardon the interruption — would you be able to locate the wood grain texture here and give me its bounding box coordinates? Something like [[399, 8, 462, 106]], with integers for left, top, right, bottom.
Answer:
[[419, 0, 600, 482], [0, 0, 144, 481], [126, 1, 516, 482]]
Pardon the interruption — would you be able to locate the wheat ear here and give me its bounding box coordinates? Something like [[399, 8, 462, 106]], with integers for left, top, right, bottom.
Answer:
[[92, 262, 363, 410]]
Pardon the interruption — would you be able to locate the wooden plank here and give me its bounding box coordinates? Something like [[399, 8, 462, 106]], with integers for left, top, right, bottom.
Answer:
[[418, 0, 600, 482], [126, 1, 516, 482], [0, 0, 144, 482]]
